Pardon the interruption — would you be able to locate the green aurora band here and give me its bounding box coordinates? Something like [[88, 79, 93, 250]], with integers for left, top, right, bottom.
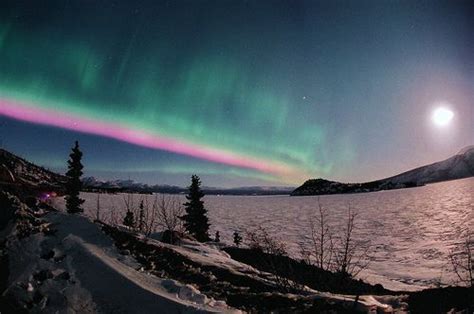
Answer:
[[0, 9, 340, 184]]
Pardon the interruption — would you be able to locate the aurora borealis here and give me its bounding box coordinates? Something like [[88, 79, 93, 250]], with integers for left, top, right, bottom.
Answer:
[[0, 99, 299, 178], [0, 0, 473, 187]]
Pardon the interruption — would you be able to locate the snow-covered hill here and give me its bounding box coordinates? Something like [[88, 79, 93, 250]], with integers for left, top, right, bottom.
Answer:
[[0, 149, 65, 190], [292, 146, 474, 195], [386, 146, 474, 185]]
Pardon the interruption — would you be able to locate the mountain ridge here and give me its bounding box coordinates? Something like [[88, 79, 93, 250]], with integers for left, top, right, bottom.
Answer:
[[2, 146, 472, 197], [291, 145, 474, 196], [0, 148, 66, 191], [82, 176, 294, 195]]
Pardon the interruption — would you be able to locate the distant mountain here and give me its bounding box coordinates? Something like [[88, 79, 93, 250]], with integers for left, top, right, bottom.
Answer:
[[0, 149, 293, 196], [82, 176, 186, 194], [382, 146, 474, 185], [0, 149, 66, 191], [291, 146, 474, 196], [202, 185, 295, 196], [83, 176, 294, 195]]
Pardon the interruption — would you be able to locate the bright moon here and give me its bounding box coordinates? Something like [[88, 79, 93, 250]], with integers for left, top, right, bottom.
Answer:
[[432, 107, 454, 127]]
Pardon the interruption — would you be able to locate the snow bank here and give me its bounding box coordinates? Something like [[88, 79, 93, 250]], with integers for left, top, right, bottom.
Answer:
[[102, 224, 405, 313], [3, 210, 237, 313]]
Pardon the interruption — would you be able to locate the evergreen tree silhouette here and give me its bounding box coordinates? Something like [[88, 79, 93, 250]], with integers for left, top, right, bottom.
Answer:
[[180, 175, 210, 242], [123, 210, 135, 229], [65, 141, 84, 213], [233, 231, 242, 247]]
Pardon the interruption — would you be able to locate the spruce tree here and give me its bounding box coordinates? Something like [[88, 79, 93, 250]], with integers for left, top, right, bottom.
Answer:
[[123, 210, 135, 229], [180, 175, 210, 242], [65, 141, 85, 213]]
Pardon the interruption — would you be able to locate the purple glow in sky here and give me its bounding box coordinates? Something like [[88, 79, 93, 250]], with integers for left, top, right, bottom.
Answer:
[[0, 98, 305, 182]]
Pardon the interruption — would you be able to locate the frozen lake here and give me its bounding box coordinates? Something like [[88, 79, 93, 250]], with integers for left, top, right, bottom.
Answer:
[[52, 177, 473, 291]]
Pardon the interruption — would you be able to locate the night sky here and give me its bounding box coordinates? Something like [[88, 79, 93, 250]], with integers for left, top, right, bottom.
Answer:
[[0, 0, 473, 187]]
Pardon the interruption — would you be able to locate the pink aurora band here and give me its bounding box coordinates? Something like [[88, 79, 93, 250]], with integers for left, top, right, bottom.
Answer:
[[0, 98, 303, 181]]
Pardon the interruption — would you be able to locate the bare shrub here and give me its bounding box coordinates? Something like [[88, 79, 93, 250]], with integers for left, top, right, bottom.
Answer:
[[116, 194, 185, 240], [137, 200, 145, 232], [123, 196, 157, 236], [332, 206, 370, 278], [123, 193, 139, 220], [300, 202, 370, 279], [247, 226, 286, 256], [144, 197, 158, 236], [246, 226, 303, 292], [155, 194, 184, 233], [108, 205, 120, 227], [449, 234, 473, 287], [300, 198, 333, 271], [123, 193, 134, 213], [154, 194, 184, 244], [95, 193, 101, 222]]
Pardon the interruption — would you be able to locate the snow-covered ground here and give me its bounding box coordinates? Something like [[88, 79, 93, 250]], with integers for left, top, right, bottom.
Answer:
[[52, 177, 474, 291], [4, 209, 237, 313]]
